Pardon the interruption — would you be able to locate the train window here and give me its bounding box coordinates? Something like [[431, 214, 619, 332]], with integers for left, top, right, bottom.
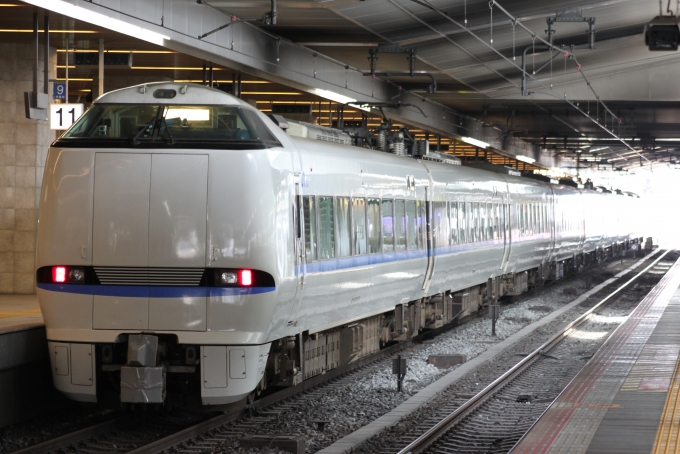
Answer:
[[450, 202, 458, 245], [302, 196, 317, 262], [406, 200, 417, 250], [493, 203, 499, 239], [382, 199, 395, 253], [487, 203, 493, 240], [395, 200, 407, 252], [460, 202, 468, 243], [473, 202, 480, 242], [352, 198, 367, 255], [336, 197, 351, 258], [60, 104, 281, 149], [477, 203, 486, 241], [367, 199, 381, 254], [417, 200, 426, 249], [433, 201, 448, 248], [534, 204, 538, 234], [318, 197, 335, 260]]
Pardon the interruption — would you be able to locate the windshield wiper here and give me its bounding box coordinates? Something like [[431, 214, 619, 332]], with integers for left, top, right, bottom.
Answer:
[[159, 118, 176, 145], [131, 118, 156, 145]]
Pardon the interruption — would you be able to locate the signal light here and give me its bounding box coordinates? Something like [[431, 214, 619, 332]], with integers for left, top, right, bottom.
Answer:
[[50, 266, 85, 284], [53, 266, 66, 283], [240, 269, 252, 286]]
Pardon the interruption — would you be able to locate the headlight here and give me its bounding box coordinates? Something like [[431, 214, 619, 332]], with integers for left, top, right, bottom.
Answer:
[[218, 271, 238, 285]]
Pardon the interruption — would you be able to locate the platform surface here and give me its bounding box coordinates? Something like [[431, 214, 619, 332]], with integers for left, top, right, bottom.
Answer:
[[512, 257, 680, 454], [0, 293, 43, 334]]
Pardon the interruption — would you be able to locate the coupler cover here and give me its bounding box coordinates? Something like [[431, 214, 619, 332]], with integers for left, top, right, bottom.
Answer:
[[120, 366, 166, 403]]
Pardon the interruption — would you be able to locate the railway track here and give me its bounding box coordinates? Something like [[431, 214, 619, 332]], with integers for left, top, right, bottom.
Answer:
[[9, 252, 657, 454], [391, 249, 674, 454]]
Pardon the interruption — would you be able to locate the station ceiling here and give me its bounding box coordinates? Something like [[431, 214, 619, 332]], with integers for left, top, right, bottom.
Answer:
[[7, 0, 680, 173]]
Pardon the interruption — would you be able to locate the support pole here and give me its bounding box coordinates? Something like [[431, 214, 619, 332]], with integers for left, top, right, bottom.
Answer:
[[98, 38, 104, 97], [43, 15, 49, 95], [209, 64, 213, 87], [65, 47, 69, 102], [32, 13, 38, 96]]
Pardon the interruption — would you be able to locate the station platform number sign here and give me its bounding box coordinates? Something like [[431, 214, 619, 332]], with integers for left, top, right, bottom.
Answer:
[[53, 83, 66, 101], [50, 103, 84, 130]]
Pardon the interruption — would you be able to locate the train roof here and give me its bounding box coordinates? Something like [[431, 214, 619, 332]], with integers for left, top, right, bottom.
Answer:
[[92, 82, 252, 108]]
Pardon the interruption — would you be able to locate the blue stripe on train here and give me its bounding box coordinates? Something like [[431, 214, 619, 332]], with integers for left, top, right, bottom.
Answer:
[[37, 283, 276, 297]]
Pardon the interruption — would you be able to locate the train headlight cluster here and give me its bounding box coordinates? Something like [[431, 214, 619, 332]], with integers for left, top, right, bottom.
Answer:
[[219, 272, 238, 285], [51, 266, 86, 284], [214, 269, 255, 287]]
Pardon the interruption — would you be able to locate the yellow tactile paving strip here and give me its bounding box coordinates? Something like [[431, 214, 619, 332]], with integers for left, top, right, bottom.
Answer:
[[653, 353, 680, 454], [0, 308, 41, 319], [0, 294, 43, 333]]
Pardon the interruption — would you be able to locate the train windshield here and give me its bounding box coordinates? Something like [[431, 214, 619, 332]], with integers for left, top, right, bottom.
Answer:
[[57, 104, 281, 149]]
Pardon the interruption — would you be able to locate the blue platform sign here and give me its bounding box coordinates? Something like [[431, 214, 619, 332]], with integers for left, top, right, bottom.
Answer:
[[53, 83, 66, 101]]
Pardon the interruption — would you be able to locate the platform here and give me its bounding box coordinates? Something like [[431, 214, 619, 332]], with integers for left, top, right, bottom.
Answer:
[[512, 256, 680, 454], [0, 294, 43, 333], [0, 294, 66, 428]]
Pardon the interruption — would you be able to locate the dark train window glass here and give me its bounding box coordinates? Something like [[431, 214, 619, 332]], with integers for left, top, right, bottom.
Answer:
[[303, 196, 317, 261], [352, 198, 367, 255], [417, 200, 426, 249], [479, 203, 487, 241], [493, 203, 503, 240], [487, 203, 493, 240], [61, 104, 280, 148], [406, 200, 417, 250], [432, 201, 448, 248], [382, 199, 394, 253], [395, 200, 406, 252], [473, 202, 480, 242], [318, 197, 335, 260], [460, 202, 467, 244], [336, 197, 351, 258], [450, 202, 458, 245], [367, 199, 381, 254]]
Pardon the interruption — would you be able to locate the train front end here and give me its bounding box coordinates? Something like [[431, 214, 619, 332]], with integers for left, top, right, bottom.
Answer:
[[36, 83, 294, 407]]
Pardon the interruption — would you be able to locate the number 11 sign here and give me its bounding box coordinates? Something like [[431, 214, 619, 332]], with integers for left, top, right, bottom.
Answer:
[[50, 104, 84, 130]]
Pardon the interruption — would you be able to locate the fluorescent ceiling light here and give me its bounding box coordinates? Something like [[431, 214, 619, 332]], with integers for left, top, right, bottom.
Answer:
[[21, 0, 170, 45], [516, 155, 536, 164], [311, 88, 356, 104], [461, 137, 490, 148]]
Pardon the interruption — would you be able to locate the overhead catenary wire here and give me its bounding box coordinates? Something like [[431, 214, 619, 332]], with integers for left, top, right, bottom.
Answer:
[[409, 0, 651, 165]]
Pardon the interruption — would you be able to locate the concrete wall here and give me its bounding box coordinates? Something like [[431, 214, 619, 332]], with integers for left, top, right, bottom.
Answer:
[[0, 43, 57, 294]]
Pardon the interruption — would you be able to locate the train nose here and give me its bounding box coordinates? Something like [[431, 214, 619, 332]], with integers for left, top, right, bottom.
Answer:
[[91, 153, 209, 331]]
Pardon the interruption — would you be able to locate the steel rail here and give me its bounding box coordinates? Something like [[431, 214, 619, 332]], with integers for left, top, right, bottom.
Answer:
[[12, 414, 131, 454], [396, 248, 669, 454]]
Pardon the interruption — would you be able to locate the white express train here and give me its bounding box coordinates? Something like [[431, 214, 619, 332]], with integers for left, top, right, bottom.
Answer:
[[36, 82, 642, 407]]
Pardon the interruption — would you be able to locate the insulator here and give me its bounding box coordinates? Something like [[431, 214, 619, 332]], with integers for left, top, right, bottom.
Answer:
[[378, 130, 387, 151]]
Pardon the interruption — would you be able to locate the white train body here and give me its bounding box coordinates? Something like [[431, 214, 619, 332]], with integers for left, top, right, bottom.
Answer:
[[36, 83, 641, 406]]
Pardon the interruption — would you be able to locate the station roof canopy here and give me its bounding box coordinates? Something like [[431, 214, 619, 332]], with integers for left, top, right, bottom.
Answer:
[[8, 0, 680, 172]]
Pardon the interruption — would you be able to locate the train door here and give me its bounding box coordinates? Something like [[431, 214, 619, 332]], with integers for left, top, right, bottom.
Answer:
[[422, 187, 435, 290], [288, 174, 305, 329], [500, 192, 511, 272]]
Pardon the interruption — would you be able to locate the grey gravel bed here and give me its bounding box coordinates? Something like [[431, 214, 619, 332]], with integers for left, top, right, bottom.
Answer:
[[356, 261, 671, 454]]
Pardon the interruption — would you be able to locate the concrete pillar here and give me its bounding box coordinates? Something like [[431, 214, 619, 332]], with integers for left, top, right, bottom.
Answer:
[[0, 42, 56, 294]]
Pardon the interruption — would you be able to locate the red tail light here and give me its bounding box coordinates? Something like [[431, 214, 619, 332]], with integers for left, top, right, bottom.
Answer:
[[239, 269, 252, 286], [53, 266, 66, 283]]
